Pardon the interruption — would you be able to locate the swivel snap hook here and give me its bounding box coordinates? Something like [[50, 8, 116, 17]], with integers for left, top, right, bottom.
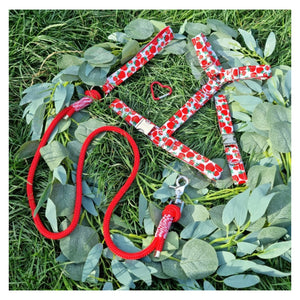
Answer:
[[169, 175, 189, 212]]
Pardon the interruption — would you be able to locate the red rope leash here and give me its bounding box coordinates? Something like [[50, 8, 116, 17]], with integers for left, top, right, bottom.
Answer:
[[27, 92, 181, 259]]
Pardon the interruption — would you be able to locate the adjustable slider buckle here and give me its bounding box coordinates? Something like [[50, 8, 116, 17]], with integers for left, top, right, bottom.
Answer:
[[135, 119, 155, 136], [222, 133, 237, 146]]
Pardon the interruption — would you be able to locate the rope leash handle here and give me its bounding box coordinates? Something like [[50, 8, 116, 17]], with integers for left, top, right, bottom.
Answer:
[[27, 90, 184, 259]]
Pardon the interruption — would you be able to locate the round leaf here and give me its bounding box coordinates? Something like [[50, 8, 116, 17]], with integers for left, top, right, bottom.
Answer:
[[40, 140, 68, 171], [224, 274, 260, 288], [60, 225, 99, 263], [84, 46, 115, 65], [124, 19, 154, 40], [180, 239, 218, 279], [240, 132, 268, 154], [269, 121, 291, 153]]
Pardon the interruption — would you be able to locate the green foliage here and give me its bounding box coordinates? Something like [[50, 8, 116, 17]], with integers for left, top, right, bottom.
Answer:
[[13, 11, 291, 291]]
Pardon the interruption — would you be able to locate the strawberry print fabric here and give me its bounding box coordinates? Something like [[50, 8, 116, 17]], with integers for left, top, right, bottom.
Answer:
[[215, 95, 247, 185], [110, 99, 222, 180], [192, 33, 225, 78], [109, 32, 271, 182], [102, 26, 174, 95]]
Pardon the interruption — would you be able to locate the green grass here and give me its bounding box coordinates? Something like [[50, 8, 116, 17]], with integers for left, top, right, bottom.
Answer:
[[9, 9, 291, 290]]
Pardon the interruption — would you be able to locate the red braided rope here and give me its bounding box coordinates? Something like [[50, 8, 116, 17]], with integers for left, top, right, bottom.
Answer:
[[27, 104, 180, 259]]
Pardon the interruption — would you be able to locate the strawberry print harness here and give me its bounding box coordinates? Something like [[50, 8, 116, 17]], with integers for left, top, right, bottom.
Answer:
[[110, 32, 271, 183]]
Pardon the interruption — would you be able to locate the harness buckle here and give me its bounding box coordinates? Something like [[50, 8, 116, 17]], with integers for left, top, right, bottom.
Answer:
[[222, 133, 237, 146], [135, 119, 155, 135]]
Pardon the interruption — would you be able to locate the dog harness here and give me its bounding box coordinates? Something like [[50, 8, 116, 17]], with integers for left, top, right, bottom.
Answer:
[[110, 33, 271, 183], [26, 26, 271, 259]]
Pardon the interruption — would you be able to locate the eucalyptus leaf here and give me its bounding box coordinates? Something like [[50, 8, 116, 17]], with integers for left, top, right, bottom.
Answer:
[[108, 32, 129, 44], [124, 19, 154, 40], [57, 54, 84, 69], [203, 280, 216, 290], [163, 40, 187, 55], [240, 132, 268, 154], [50, 183, 75, 217], [179, 204, 209, 227], [63, 262, 84, 281], [224, 274, 260, 289], [111, 259, 134, 287], [33, 182, 52, 216], [207, 19, 238, 38], [236, 242, 257, 257], [180, 239, 218, 279], [252, 102, 273, 131], [233, 95, 262, 113], [111, 234, 141, 254], [74, 118, 106, 143], [121, 39, 140, 64], [82, 196, 98, 216], [257, 241, 291, 259], [138, 194, 148, 226], [222, 188, 250, 227], [16, 140, 40, 159], [216, 251, 236, 266], [53, 165, 67, 184], [238, 29, 257, 51], [264, 32, 276, 58], [185, 22, 211, 36], [246, 165, 277, 190], [269, 121, 291, 153], [40, 141, 68, 171], [31, 104, 46, 140], [124, 260, 152, 286], [84, 45, 115, 65], [78, 62, 109, 86], [258, 226, 287, 245], [45, 198, 58, 232], [248, 183, 276, 223], [82, 243, 103, 282], [266, 184, 291, 227], [60, 225, 99, 263]]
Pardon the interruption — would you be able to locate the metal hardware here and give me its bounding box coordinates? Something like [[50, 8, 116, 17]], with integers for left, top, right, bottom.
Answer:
[[222, 133, 237, 146], [135, 119, 155, 135], [169, 175, 189, 212]]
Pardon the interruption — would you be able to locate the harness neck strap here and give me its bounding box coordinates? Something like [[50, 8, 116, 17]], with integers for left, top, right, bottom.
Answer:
[[102, 26, 174, 95]]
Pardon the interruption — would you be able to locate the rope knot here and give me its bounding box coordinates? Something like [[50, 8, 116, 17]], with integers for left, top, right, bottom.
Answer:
[[85, 89, 102, 100], [162, 204, 181, 223]]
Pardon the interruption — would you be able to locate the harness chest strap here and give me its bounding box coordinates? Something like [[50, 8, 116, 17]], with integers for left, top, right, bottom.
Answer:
[[109, 99, 222, 180], [215, 95, 247, 185]]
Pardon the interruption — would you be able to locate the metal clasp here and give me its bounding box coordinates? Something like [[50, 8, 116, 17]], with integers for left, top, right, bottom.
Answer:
[[135, 119, 155, 135], [169, 175, 189, 212], [222, 133, 237, 146]]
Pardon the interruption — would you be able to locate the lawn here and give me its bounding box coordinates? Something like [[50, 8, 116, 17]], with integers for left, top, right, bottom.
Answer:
[[9, 9, 291, 290]]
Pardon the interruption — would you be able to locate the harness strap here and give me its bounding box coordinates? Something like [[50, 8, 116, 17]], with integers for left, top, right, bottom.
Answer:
[[110, 99, 222, 180], [102, 26, 174, 95], [215, 95, 247, 185], [191, 33, 224, 78]]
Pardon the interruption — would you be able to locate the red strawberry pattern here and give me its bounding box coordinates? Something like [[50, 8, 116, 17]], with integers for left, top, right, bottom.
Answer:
[[102, 26, 174, 95], [215, 95, 247, 185], [110, 99, 222, 180], [107, 31, 271, 183]]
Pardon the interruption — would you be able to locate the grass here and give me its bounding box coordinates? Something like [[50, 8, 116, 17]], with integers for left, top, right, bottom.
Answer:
[[9, 9, 291, 290]]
